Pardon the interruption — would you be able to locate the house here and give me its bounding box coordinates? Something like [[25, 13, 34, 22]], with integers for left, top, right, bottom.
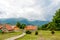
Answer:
[[5, 24, 13, 31], [0, 24, 21, 32], [1, 24, 13, 32], [0, 25, 2, 29], [24, 25, 37, 31], [13, 26, 20, 32], [0, 25, 3, 33]]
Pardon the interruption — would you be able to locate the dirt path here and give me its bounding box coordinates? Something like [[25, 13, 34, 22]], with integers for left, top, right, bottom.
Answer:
[[5, 33, 26, 40]]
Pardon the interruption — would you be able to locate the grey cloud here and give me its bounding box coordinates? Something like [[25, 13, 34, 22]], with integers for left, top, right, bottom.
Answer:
[[0, 0, 60, 21]]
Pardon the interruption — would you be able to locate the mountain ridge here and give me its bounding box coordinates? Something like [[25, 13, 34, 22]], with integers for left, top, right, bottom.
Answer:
[[0, 18, 49, 26]]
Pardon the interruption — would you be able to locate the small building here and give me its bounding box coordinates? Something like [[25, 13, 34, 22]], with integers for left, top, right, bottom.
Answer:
[[1, 24, 13, 32], [24, 25, 37, 32], [0, 25, 2, 29], [0, 25, 3, 33], [13, 26, 20, 32]]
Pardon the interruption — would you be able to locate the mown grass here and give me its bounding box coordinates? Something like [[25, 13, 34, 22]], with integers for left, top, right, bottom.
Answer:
[[16, 30, 60, 40], [0, 31, 22, 40]]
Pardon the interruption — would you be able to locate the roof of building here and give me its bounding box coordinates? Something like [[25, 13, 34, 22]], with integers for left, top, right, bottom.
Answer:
[[5, 24, 13, 31], [13, 26, 20, 30], [24, 25, 37, 30], [0, 25, 2, 29]]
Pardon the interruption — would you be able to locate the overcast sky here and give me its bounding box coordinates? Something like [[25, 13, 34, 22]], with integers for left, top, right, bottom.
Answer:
[[0, 0, 60, 21]]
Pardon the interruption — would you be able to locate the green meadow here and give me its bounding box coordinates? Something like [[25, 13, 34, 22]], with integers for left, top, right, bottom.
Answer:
[[0, 32, 22, 40], [16, 30, 60, 40]]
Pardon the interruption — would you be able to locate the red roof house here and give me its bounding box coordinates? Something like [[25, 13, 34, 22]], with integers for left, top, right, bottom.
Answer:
[[24, 25, 37, 31], [0, 25, 2, 29], [13, 26, 20, 32], [5, 24, 13, 31], [1, 24, 13, 32]]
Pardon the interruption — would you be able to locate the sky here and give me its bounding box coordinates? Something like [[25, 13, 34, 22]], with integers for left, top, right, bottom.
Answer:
[[0, 0, 60, 21]]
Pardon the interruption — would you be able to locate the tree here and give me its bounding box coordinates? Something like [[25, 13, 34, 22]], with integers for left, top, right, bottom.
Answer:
[[16, 22, 21, 28], [41, 24, 48, 30], [16, 22, 26, 29], [40, 9, 60, 30], [52, 9, 60, 30], [21, 24, 26, 29], [47, 22, 56, 30]]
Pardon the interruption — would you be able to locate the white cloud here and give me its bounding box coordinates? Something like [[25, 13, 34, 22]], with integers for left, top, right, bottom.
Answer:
[[0, 0, 60, 21], [52, 0, 60, 5]]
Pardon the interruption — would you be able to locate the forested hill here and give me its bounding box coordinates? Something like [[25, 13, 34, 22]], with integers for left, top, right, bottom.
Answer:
[[0, 18, 49, 26]]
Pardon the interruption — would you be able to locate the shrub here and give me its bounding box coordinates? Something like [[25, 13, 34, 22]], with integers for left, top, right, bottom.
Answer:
[[51, 30, 55, 35], [35, 31, 38, 35], [26, 30, 31, 34]]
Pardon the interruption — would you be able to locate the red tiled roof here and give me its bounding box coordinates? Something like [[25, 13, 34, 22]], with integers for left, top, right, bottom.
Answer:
[[24, 25, 37, 30], [13, 26, 20, 30], [5, 24, 13, 31], [0, 25, 2, 29]]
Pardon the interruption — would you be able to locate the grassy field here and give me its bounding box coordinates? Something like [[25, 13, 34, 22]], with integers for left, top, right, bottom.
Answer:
[[16, 30, 60, 40], [0, 32, 22, 40]]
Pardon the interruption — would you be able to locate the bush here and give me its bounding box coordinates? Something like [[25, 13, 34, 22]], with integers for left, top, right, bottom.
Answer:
[[35, 31, 38, 35], [26, 30, 31, 34], [51, 30, 55, 35], [0, 30, 2, 32]]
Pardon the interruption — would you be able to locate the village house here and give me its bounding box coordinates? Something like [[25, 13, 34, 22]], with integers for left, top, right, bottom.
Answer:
[[1, 24, 13, 32], [24, 25, 37, 32], [12, 26, 20, 32], [0, 25, 2, 29], [0, 24, 20, 32], [0, 25, 3, 33]]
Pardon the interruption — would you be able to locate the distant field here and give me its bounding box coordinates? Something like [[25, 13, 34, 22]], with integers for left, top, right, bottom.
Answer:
[[0, 32, 22, 40], [16, 30, 60, 40]]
